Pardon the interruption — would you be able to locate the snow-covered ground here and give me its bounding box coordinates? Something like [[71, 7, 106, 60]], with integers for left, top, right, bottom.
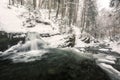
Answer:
[[109, 42, 120, 53], [0, 0, 120, 54], [0, 1, 120, 80], [97, 0, 113, 11], [0, 0, 25, 32], [0, 0, 59, 34]]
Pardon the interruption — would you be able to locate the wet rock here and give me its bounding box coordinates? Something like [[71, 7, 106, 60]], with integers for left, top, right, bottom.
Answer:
[[58, 34, 75, 48], [0, 32, 25, 51]]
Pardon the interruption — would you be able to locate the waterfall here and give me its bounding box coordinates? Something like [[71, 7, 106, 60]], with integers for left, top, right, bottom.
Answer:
[[2, 32, 48, 62], [31, 39, 38, 50], [25, 32, 46, 51], [26, 32, 40, 50]]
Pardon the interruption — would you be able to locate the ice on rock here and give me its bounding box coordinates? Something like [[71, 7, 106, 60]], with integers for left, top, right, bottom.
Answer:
[[4, 41, 23, 54], [98, 63, 120, 79], [96, 59, 115, 64], [106, 55, 117, 61], [94, 52, 120, 80], [0, 51, 2, 55]]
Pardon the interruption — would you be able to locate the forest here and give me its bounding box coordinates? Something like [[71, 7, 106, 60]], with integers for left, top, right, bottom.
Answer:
[[8, 0, 120, 40], [0, 0, 120, 80]]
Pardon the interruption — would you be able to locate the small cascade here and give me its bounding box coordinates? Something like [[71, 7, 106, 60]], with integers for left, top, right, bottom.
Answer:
[[26, 32, 41, 50], [2, 32, 48, 62], [31, 39, 38, 50], [22, 32, 47, 51]]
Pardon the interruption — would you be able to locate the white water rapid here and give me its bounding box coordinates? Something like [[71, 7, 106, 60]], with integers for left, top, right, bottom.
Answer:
[[2, 32, 48, 62], [94, 53, 120, 80]]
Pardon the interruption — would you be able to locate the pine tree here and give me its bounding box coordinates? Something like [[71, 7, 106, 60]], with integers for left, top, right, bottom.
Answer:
[[81, 0, 97, 38]]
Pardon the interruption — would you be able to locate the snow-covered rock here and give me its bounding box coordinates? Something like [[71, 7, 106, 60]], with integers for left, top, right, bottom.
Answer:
[[42, 34, 75, 48], [4, 41, 23, 54], [0, 51, 2, 54]]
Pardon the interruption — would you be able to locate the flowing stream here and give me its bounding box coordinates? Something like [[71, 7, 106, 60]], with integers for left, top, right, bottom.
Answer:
[[0, 32, 120, 80], [1, 32, 48, 62]]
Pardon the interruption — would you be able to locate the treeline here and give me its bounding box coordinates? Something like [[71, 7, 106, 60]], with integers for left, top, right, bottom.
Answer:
[[8, 0, 120, 41], [9, 0, 81, 32]]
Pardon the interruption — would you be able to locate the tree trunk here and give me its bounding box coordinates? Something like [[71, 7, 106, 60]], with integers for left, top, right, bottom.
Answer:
[[56, 0, 60, 18], [68, 0, 74, 27], [12, 0, 14, 5], [21, 0, 23, 5], [9, 0, 11, 5], [33, 0, 36, 9]]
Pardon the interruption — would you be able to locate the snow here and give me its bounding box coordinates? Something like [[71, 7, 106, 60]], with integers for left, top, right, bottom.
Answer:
[[0, 51, 2, 54], [42, 34, 70, 48], [26, 24, 58, 34], [0, 0, 119, 54], [109, 42, 120, 53], [98, 63, 120, 75], [94, 52, 120, 79], [73, 26, 90, 47], [106, 55, 117, 61], [75, 39, 97, 48], [13, 34, 26, 38], [0, 0, 59, 34], [0, 1, 120, 79], [97, 59, 115, 64], [94, 53, 116, 64], [0, 1, 25, 32], [1, 32, 49, 62], [0, 5, 26, 32], [4, 41, 23, 54], [8, 50, 48, 62], [97, 0, 113, 11], [98, 48, 111, 51]]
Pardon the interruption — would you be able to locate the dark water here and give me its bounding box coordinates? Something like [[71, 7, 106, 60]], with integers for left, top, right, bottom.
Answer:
[[0, 50, 110, 80]]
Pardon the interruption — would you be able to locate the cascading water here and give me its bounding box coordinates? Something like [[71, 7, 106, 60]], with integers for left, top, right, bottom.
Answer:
[[0, 32, 120, 80], [1, 32, 48, 62], [1, 32, 120, 80], [26, 32, 42, 50]]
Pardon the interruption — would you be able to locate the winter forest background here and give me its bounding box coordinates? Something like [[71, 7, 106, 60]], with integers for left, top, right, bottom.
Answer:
[[0, 0, 120, 80], [0, 0, 119, 52], [8, 0, 120, 40]]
